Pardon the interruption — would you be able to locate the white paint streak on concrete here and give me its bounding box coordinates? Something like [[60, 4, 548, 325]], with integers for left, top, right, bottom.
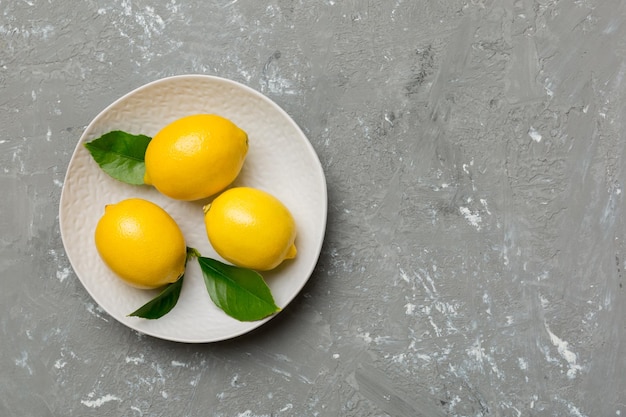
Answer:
[[279, 403, 293, 412], [528, 126, 542, 142], [189, 374, 201, 386], [134, 5, 165, 38], [405, 302, 416, 315], [150, 362, 167, 384], [236, 411, 271, 417], [567, 402, 589, 417], [81, 393, 121, 408], [466, 340, 485, 365], [15, 351, 33, 375], [518, 357, 528, 370], [415, 353, 431, 363], [544, 78, 555, 97], [0, 23, 55, 39], [357, 331, 373, 343], [125, 354, 145, 365], [271, 367, 292, 380], [56, 266, 71, 282], [460, 206, 482, 230], [85, 302, 109, 322], [544, 321, 583, 379], [399, 268, 410, 283], [392, 352, 406, 364]]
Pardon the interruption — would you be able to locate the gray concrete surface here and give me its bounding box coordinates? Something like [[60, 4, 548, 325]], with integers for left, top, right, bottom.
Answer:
[[1, 0, 625, 416]]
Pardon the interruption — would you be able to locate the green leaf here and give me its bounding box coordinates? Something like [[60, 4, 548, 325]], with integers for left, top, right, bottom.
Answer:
[[84, 131, 151, 185], [127, 248, 197, 320], [197, 257, 280, 322], [128, 274, 184, 319]]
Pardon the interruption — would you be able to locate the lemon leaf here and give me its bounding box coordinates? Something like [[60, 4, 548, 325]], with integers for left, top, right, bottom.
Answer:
[[197, 257, 280, 322], [84, 131, 151, 185], [128, 274, 184, 319]]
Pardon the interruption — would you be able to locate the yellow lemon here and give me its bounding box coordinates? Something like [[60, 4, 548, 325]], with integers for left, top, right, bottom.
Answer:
[[94, 198, 187, 289], [144, 114, 248, 201], [203, 187, 297, 271]]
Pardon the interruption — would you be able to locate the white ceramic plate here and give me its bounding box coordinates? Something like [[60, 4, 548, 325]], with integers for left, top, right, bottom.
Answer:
[[59, 75, 327, 343]]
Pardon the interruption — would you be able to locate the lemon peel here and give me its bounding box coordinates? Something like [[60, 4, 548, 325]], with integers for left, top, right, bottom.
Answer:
[[203, 187, 297, 271], [143, 114, 248, 201], [95, 198, 187, 289]]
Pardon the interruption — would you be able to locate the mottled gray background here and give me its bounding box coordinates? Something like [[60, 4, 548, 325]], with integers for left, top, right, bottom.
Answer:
[[1, 0, 625, 416]]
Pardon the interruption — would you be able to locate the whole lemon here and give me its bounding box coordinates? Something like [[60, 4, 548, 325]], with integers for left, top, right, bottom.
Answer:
[[144, 114, 248, 201], [203, 187, 297, 271], [94, 198, 187, 289]]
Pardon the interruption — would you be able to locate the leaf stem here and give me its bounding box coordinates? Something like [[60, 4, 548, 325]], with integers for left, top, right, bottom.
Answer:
[[186, 246, 201, 263]]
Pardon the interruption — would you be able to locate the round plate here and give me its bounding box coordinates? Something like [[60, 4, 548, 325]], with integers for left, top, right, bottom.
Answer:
[[59, 75, 327, 343]]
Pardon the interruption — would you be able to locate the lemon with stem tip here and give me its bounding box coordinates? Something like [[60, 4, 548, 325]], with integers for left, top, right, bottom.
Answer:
[[95, 198, 187, 289], [203, 187, 297, 271], [143, 114, 248, 201]]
